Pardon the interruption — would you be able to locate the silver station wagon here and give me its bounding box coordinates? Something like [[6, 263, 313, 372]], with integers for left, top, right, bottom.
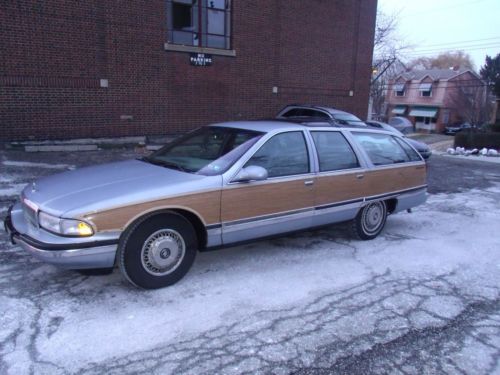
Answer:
[[5, 120, 427, 289]]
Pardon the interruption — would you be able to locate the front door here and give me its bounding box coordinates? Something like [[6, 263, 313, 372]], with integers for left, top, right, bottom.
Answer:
[[221, 131, 314, 244]]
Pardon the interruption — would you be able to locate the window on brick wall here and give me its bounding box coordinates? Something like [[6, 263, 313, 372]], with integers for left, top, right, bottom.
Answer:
[[419, 83, 432, 97], [167, 0, 231, 49], [393, 83, 406, 97]]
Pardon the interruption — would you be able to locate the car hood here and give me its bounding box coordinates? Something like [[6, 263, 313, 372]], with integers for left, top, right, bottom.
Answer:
[[22, 159, 218, 217], [405, 137, 429, 152]]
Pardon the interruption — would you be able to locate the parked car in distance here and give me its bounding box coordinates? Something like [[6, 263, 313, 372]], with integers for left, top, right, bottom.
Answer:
[[276, 104, 368, 127], [5, 121, 427, 289], [388, 116, 414, 134], [366, 120, 432, 160], [444, 122, 472, 135]]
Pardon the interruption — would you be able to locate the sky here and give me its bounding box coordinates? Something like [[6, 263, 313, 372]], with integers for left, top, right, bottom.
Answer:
[[378, 0, 500, 71]]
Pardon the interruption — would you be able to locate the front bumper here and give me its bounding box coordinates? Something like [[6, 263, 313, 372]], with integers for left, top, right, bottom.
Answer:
[[4, 204, 118, 269]]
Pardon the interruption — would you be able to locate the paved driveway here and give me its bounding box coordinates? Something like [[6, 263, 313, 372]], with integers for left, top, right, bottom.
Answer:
[[1, 149, 499, 374]]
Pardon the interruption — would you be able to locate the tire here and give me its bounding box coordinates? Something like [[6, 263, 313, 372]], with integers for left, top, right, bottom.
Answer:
[[349, 201, 387, 240], [118, 212, 197, 289]]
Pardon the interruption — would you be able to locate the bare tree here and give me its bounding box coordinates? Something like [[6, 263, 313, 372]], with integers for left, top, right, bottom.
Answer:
[[407, 51, 475, 71], [369, 11, 411, 120], [447, 80, 493, 126]]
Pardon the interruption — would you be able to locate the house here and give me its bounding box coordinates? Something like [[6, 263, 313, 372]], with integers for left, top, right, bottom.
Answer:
[[386, 69, 486, 133], [0, 1, 377, 141]]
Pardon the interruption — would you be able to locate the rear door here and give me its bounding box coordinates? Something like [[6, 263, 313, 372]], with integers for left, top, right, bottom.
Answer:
[[309, 130, 369, 226]]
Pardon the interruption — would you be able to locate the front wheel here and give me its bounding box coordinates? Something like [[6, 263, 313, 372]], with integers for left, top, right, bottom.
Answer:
[[349, 201, 387, 240], [118, 213, 197, 289]]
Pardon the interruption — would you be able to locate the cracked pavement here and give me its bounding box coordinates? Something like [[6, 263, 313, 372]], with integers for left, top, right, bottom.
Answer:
[[1, 149, 500, 374]]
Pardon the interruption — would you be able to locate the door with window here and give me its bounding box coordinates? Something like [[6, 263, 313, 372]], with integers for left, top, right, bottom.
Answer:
[[310, 131, 367, 226], [221, 131, 314, 244]]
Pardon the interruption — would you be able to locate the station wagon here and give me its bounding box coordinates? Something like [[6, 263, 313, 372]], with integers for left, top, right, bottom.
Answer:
[[5, 120, 427, 289]]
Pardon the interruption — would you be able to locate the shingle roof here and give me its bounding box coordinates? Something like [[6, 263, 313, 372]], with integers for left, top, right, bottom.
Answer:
[[399, 69, 468, 81]]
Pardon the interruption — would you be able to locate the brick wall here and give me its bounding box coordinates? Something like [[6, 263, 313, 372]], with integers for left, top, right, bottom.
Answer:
[[0, 0, 377, 141]]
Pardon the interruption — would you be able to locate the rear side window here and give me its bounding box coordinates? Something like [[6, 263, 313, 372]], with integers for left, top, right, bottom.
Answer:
[[311, 131, 359, 171], [352, 132, 412, 166], [245, 132, 309, 177], [281, 108, 330, 119], [395, 138, 422, 162]]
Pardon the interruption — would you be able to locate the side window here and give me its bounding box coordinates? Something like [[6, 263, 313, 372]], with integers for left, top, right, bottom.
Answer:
[[395, 138, 422, 162], [352, 132, 411, 166], [311, 132, 359, 172], [245, 132, 309, 178], [281, 108, 302, 118], [281, 108, 329, 119], [301, 109, 329, 118]]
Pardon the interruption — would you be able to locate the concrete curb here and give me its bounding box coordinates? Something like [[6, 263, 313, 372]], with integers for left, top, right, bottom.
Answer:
[[434, 152, 500, 164], [429, 140, 454, 152], [25, 145, 99, 152]]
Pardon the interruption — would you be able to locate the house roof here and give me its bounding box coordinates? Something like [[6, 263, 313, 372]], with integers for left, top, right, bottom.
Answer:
[[396, 69, 478, 82]]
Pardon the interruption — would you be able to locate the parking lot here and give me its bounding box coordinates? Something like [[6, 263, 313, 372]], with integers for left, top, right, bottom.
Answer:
[[1, 147, 499, 374]]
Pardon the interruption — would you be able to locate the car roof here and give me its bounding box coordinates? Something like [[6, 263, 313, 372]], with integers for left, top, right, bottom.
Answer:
[[280, 104, 352, 116], [209, 120, 387, 133]]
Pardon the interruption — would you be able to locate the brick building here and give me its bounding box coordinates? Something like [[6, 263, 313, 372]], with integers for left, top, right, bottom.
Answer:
[[1, 0, 377, 141]]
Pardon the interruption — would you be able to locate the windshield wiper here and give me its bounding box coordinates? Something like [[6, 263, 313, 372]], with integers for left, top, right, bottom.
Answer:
[[138, 157, 189, 173]]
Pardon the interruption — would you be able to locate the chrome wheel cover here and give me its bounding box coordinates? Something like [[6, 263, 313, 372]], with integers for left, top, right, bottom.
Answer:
[[141, 229, 186, 276], [361, 202, 385, 234]]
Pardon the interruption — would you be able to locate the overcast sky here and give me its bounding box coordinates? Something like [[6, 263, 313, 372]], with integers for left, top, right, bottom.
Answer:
[[378, 0, 500, 71]]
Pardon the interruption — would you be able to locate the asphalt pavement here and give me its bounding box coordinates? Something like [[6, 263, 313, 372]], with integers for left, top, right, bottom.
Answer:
[[1, 147, 499, 375]]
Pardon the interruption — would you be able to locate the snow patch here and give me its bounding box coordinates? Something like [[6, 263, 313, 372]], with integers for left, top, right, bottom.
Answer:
[[2, 160, 75, 169], [0, 183, 27, 196]]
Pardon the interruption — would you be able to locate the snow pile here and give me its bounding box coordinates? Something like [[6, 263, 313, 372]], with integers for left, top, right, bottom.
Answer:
[[446, 147, 499, 157]]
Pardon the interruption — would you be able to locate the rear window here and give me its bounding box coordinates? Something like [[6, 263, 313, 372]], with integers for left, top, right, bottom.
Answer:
[[352, 132, 414, 166], [281, 108, 330, 119]]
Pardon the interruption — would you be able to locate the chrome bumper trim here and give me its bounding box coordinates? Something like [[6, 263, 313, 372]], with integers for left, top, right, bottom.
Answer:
[[13, 236, 117, 269]]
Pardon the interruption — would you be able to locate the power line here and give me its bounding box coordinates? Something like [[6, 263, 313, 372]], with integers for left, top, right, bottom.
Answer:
[[398, 0, 490, 18], [408, 42, 500, 54], [405, 44, 500, 56], [411, 36, 500, 49]]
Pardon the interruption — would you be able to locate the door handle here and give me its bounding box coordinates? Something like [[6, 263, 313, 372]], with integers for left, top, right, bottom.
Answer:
[[356, 174, 364, 179], [304, 180, 314, 186]]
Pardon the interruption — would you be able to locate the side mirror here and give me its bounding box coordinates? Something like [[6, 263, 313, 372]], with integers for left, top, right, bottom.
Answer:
[[232, 165, 268, 182]]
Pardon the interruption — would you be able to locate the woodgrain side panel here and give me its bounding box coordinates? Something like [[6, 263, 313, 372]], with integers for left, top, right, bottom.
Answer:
[[221, 179, 314, 223], [86, 191, 221, 231], [315, 164, 426, 206], [315, 172, 366, 206], [363, 164, 426, 197]]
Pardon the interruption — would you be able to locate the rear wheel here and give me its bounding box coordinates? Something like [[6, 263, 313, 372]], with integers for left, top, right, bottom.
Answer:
[[118, 213, 197, 289], [350, 201, 387, 240]]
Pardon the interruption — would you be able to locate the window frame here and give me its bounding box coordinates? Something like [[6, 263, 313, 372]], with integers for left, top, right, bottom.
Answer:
[[350, 131, 418, 167], [420, 89, 432, 97], [310, 130, 361, 173], [166, 0, 233, 52], [242, 131, 311, 179]]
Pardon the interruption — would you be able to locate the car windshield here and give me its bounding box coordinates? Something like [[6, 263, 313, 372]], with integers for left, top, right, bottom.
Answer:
[[142, 126, 264, 176], [332, 113, 367, 126]]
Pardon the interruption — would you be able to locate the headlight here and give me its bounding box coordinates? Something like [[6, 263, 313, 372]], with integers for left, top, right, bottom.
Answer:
[[38, 211, 94, 237]]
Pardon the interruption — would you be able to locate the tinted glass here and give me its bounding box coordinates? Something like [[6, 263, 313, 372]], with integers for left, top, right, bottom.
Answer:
[[332, 113, 367, 126], [395, 138, 422, 162], [281, 108, 329, 119], [147, 127, 263, 175], [352, 132, 411, 166], [245, 132, 309, 177], [311, 132, 359, 171]]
